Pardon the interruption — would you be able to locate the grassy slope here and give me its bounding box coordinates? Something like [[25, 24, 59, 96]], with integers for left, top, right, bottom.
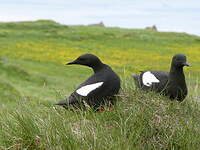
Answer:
[[0, 20, 200, 149]]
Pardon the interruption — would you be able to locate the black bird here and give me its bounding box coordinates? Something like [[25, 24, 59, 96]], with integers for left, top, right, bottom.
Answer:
[[56, 54, 121, 111], [132, 54, 190, 101]]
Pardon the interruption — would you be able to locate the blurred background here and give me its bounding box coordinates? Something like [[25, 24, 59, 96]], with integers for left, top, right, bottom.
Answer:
[[0, 0, 200, 35]]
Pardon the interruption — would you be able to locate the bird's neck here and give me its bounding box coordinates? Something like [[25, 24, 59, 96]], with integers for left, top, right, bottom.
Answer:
[[92, 63, 106, 73], [169, 65, 185, 83]]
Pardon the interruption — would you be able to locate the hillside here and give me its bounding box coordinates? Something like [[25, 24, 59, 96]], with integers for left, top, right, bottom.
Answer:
[[0, 20, 200, 149]]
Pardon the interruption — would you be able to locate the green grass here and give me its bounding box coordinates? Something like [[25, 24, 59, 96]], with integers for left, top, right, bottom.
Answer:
[[0, 20, 200, 149]]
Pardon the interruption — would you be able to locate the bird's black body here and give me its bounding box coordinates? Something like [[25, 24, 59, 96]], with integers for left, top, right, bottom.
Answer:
[[56, 54, 120, 110], [133, 71, 169, 92], [133, 54, 189, 101]]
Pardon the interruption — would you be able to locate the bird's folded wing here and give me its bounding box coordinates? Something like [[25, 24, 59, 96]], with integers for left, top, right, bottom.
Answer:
[[76, 82, 104, 96]]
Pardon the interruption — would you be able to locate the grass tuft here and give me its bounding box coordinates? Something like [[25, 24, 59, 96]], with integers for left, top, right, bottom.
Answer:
[[1, 81, 200, 149]]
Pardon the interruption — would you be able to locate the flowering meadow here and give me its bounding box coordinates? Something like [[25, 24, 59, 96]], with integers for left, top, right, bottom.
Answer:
[[0, 20, 200, 74]]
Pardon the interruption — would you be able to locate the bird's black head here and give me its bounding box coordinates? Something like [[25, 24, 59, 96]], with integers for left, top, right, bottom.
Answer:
[[66, 54, 103, 69], [171, 54, 190, 68]]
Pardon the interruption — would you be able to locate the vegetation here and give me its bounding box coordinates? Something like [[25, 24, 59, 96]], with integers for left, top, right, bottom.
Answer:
[[0, 20, 200, 149]]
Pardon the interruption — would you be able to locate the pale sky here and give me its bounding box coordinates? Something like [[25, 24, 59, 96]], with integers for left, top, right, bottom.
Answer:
[[0, 0, 199, 36]]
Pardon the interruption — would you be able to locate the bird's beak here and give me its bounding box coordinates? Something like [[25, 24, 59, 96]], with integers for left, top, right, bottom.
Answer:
[[66, 60, 77, 65], [183, 62, 190, 67]]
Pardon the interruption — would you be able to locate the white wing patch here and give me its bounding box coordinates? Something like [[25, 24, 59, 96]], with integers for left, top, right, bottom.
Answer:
[[142, 71, 160, 87], [76, 82, 104, 96]]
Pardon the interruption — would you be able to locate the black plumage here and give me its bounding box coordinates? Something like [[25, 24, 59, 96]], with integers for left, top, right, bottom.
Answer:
[[132, 54, 190, 101], [56, 54, 121, 110]]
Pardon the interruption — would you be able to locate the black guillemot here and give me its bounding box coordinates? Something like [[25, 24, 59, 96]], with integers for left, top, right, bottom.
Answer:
[[56, 53, 121, 110], [132, 54, 189, 101]]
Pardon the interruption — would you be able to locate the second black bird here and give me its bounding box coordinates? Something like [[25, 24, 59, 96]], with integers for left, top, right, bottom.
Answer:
[[132, 54, 190, 101]]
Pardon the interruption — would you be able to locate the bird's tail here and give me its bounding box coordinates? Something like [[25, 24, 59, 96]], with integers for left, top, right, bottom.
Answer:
[[55, 98, 85, 110], [55, 99, 68, 106], [55, 99, 75, 110]]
